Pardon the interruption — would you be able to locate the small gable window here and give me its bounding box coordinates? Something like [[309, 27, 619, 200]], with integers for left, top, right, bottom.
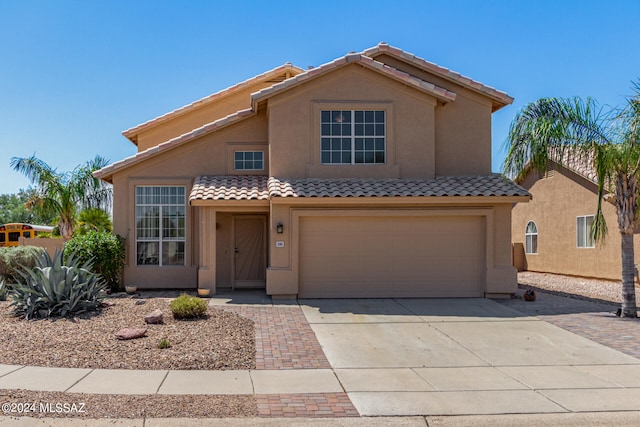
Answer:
[[577, 215, 595, 248], [235, 151, 264, 170], [525, 221, 538, 254], [321, 110, 385, 164]]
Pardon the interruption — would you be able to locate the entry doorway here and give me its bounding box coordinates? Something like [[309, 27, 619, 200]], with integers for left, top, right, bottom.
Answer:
[[232, 215, 267, 289]]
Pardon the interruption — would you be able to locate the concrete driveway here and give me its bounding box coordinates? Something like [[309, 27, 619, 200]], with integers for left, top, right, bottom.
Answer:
[[298, 298, 640, 417]]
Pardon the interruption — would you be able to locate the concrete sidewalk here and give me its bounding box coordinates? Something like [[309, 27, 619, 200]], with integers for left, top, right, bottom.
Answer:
[[2, 413, 640, 426]]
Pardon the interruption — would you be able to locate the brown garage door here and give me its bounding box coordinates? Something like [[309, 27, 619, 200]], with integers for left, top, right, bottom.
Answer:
[[299, 216, 485, 298]]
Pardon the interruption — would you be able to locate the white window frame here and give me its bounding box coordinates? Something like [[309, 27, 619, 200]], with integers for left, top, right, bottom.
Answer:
[[320, 110, 386, 165], [135, 186, 186, 266], [576, 215, 595, 248], [234, 151, 264, 170], [525, 221, 538, 254]]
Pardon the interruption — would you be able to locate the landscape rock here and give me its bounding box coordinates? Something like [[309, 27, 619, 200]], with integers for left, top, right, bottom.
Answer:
[[145, 309, 163, 324], [135, 299, 146, 305], [102, 300, 116, 307], [115, 328, 147, 340]]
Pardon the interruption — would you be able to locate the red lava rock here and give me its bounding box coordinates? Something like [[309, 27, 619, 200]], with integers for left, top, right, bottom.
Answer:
[[115, 328, 147, 340], [145, 309, 164, 324]]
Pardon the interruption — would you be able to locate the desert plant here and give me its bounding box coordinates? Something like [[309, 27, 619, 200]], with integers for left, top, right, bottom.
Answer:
[[64, 231, 125, 292], [170, 294, 207, 319], [157, 337, 172, 349], [0, 279, 7, 301], [10, 249, 107, 319], [0, 246, 45, 284], [10, 155, 112, 239]]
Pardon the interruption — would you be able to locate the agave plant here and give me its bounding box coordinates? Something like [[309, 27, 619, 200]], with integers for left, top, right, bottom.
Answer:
[[10, 250, 107, 319]]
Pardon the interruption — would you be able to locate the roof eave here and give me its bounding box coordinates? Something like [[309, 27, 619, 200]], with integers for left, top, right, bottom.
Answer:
[[121, 63, 304, 143]]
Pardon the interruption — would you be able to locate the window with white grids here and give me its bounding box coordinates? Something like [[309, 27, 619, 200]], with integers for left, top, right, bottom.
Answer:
[[135, 186, 186, 266], [525, 221, 538, 254], [234, 151, 264, 170], [321, 110, 385, 164]]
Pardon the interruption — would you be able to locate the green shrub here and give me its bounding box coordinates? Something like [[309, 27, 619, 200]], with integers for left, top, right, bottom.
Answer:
[[10, 249, 107, 319], [64, 231, 125, 292], [170, 294, 207, 319], [0, 246, 44, 284], [158, 337, 172, 349]]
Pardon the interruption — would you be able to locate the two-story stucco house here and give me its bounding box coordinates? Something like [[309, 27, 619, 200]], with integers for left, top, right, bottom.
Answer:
[[95, 43, 529, 298]]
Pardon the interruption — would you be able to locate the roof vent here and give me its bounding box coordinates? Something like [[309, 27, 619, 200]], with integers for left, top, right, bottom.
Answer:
[[307, 65, 314, 70]]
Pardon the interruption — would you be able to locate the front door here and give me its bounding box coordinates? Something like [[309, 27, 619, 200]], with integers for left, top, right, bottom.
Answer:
[[233, 215, 267, 289]]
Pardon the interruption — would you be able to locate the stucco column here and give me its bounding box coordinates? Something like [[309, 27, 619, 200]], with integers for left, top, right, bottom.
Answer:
[[197, 207, 217, 293]]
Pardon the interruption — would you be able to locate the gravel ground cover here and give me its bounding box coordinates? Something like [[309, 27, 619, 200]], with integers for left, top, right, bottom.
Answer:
[[518, 271, 640, 305], [0, 297, 255, 370], [0, 389, 256, 418]]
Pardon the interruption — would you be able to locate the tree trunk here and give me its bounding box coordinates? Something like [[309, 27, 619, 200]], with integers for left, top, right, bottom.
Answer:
[[620, 232, 638, 318], [615, 172, 639, 318], [59, 218, 74, 240]]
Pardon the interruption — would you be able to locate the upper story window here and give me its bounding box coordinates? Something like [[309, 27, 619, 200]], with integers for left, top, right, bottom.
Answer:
[[235, 151, 264, 170], [321, 110, 385, 164], [525, 221, 538, 254], [577, 215, 595, 248], [135, 186, 186, 266]]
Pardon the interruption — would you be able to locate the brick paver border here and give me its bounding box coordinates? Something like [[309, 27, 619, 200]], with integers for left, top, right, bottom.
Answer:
[[256, 393, 358, 417], [220, 305, 331, 370]]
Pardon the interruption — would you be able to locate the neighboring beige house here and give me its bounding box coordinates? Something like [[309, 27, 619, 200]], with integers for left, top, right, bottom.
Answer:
[[95, 43, 529, 298], [512, 157, 640, 281]]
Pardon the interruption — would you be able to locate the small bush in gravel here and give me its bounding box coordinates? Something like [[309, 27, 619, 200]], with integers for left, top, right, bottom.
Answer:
[[170, 294, 207, 319], [158, 337, 172, 349], [0, 246, 44, 284], [10, 249, 107, 319], [64, 231, 125, 293]]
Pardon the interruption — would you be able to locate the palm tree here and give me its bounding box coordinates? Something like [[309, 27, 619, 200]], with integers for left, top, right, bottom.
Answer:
[[75, 207, 113, 235], [504, 83, 640, 318], [10, 155, 112, 240]]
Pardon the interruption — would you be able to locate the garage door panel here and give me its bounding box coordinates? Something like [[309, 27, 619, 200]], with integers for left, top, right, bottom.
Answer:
[[299, 216, 485, 298]]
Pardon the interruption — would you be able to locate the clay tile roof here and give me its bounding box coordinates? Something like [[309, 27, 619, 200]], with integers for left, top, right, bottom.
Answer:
[[122, 63, 303, 143], [251, 54, 456, 106], [267, 175, 529, 198], [190, 175, 270, 201], [550, 148, 598, 183], [363, 42, 513, 109]]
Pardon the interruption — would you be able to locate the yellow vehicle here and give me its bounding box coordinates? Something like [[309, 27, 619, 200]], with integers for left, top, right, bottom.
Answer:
[[0, 223, 55, 247]]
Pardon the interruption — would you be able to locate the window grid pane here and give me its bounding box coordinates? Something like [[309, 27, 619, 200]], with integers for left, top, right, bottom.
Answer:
[[135, 186, 186, 266], [525, 221, 538, 254], [321, 110, 385, 164], [234, 151, 264, 170]]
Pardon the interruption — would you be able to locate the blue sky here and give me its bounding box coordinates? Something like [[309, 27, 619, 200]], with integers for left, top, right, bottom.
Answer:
[[1, 0, 639, 194]]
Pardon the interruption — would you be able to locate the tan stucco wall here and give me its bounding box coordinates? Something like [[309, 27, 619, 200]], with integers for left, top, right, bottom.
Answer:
[[512, 166, 640, 280], [18, 238, 65, 258], [111, 113, 268, 289], [266, 65, 437, 179], [135, 80, 278, 151], [372, 53, 494, 176]]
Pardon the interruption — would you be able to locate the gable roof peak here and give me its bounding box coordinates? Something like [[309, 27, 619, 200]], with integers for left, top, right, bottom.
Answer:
[[362, 43, 513, 110]]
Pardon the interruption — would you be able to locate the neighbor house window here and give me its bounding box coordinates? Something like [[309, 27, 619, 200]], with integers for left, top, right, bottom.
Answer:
[[234, 151, 264, 170], [135, 186, 186, 266], [577, 215, 595, 248], [321, 110, 385, 164], [525, 221, 538, 254]]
